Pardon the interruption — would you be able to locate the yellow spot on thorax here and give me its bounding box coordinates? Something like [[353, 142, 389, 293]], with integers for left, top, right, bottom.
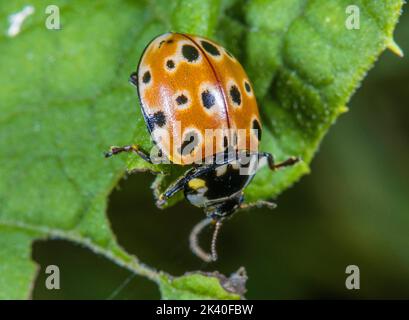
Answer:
[[188, 178, 206, 190]]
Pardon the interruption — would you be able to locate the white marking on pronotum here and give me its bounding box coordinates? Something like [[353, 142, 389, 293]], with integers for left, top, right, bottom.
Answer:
[[7, 5, 35, 37]]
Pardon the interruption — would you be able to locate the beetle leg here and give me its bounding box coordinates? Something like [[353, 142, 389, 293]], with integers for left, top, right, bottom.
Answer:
[[104, 144, 152, 164], [156, 168, 196, 208], [240, 200, 277, 210], [156, 165, 215, 208], [261, 152, 300, 171]]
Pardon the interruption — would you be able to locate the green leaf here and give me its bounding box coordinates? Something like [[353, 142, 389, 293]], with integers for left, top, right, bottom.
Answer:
[[159, 268, 247, 300], [0, 0, 403, 299], [0, 227, 39, 299], [240, 0, 404, 202]]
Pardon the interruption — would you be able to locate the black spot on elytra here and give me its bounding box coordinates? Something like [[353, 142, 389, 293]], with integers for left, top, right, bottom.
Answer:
[[176, 94, 188, 105], [223, 136, 229, 148], [201, 90, 216, 109], [142, 71, 151, 84], [151, 146, 164, 163], [167, 39, 174, 44], [201, 40, 220, 56], [178, 131, 199, 156], [244, 81, 251, 93], [230, 85, 241, 105], [147, 111, 166, 130], [166, 59, 175, 69], [252, 119, 262, 141], [182, 44, 199, 62]]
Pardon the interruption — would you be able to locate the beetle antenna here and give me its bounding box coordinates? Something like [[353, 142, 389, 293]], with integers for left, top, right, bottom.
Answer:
[[190, 218, 213, 262], [210, 220, 222, 261], [189, 218, 222, 262]]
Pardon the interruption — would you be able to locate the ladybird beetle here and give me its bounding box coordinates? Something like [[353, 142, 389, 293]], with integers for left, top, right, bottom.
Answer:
[[105, 32, 299, 262]]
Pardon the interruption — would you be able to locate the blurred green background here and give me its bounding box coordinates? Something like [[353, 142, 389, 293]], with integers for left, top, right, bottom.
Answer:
[[32, 8, 409, 299]]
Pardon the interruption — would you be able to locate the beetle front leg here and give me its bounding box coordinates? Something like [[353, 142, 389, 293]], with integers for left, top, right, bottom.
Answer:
[[156, 169, 195, 208], [261, 152, 300, 171], [156, 165, 213, 208], [104, 144, 152, 164]]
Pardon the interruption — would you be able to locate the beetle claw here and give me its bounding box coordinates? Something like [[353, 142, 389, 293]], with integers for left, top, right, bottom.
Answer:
[[104, 147, 116, 158], [156, 195, 166, 208]]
